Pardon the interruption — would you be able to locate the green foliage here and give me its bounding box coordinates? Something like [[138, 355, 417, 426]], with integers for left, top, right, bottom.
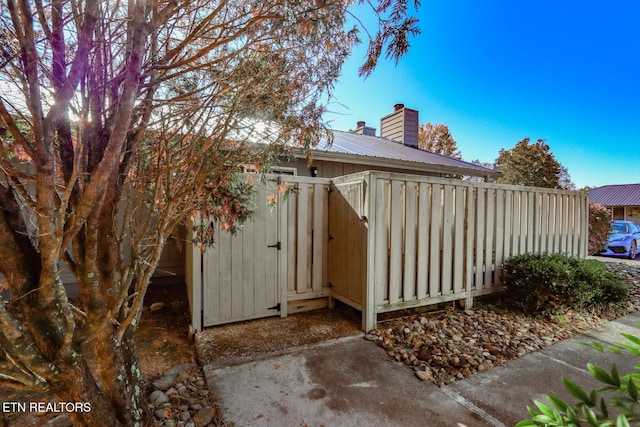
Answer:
[[589, 204, 612, 255], [495, 137, 573, 189], [358, 0, 421, 77], [516, 333, 640, 426], [501, 253, 627, 315]]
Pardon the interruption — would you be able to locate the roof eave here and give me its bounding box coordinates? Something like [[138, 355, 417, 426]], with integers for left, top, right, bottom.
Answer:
[[292, 148, 502, 179]]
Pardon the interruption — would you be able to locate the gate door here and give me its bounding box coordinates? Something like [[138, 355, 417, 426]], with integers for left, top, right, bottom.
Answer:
[[201, 179, 280, 327]]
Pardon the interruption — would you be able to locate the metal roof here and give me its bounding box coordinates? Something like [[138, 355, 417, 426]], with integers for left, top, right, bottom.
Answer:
[[588, 184, 640, 206], [309, 130, 500, 178], [235, 119, 500, 178]]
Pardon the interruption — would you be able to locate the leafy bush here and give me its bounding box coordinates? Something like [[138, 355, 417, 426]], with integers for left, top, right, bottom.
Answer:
[[517, 333, 640, 426], [589, 203, 611, 255], [501, 253, 627, 314]]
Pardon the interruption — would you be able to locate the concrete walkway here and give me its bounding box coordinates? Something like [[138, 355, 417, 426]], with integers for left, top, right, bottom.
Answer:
[[203, 311, 640, 427]]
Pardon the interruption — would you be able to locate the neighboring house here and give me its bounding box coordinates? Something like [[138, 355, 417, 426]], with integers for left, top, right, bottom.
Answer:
[[279, 103, 500, 181], [589, 184, 640, 225]]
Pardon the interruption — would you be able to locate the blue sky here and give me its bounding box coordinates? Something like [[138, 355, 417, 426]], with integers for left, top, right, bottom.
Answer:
[[324, 1, 640, 189]]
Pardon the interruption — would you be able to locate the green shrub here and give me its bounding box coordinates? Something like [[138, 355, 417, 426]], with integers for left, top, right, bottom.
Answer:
[[517, 333, 640, 426], [501, 253, 627, 314]]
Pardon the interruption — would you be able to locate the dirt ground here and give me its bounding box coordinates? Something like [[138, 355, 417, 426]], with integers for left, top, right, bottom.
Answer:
[[196, 303, 362, 366], [135, 283, 197, 376]]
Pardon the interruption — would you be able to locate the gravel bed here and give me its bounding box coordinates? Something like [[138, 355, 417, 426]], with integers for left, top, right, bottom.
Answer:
[[365, 260, 640, 386]]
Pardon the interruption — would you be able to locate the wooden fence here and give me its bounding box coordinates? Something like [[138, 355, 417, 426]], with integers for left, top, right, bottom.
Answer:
[[328, 171, 588, 331]]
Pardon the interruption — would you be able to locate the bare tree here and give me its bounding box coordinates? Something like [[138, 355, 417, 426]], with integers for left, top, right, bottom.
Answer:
[[0, 0, 419, 425]]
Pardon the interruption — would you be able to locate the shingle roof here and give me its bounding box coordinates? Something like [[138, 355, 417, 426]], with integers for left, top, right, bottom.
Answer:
[[309, 130, 500, 178], [589, 184, 640, 206]]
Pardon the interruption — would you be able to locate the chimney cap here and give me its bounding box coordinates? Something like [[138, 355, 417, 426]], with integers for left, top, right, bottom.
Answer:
[[394, 103, 405, 111], [356, 120, 366, 128]]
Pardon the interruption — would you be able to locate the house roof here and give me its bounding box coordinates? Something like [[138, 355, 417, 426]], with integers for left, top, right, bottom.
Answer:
[[588, 184, 640, 206], [235, 119, 500, 178], [299, 130, 501, 179]]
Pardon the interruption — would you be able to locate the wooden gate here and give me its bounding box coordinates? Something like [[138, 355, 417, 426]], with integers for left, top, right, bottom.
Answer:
[[201, 179, 281, 327], [187, 175, 331, 330]]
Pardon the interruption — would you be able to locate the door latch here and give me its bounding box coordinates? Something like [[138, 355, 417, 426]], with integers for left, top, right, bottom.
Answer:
[[267, 242, 281, 250]]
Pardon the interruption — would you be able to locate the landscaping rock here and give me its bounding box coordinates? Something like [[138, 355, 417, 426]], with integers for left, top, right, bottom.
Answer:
[[192, 407, 217, 426], [149, 390, 169, 406], [150, 302, 166, 312], [415, 368, 432, 381], [366, 259, 640, 387], [147, 363, 218, 426]]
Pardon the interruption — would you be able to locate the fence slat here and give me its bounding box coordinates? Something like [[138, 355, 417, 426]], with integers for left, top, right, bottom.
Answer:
[[255, 186, 270, 315], [286, 188, 297, 293], [296, 184, 311, 293], [567, 195, 576, 254], [231, 218, 244, 318], [429, 184, 442, 297], [312, 184, 325, 292], [503, 190, 513, 259], [278, 184, 289, 318], [494, 189, 505, 285], [560, 195, 569, 253], [540, 193, 550, 252], [389, 180, 404, 304], [512, 191, 521, 256], [483, 188, 495, 287], [526, 192, 535, 253], [242, 212, 255, 316], [453, 187, 465, 294], [374, 179, 389, 304], [464, 186, 475, 301], [203, 230, 220, 324], [416, 183, 430, 299], [441, 185, 454, 294], [404, 181, 417, 301], [475, 188, 486, 288]]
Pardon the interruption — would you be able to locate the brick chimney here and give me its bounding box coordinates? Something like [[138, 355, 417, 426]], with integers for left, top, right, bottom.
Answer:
[[352, 120, 376, 136], [380, 104, 419, 148]]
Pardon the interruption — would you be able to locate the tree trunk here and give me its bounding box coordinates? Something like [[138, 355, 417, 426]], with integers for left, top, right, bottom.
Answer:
[[48, 358, 122, 426], [72, 232, 150, 426], [91, 319, 149, 426]]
